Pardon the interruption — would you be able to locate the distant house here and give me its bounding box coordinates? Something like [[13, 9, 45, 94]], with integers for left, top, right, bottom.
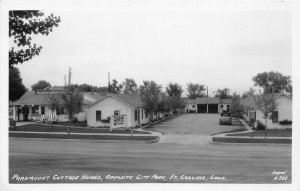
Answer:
[[240, 93, 292, 129], [9, 87, 103, 122], [184, 97, 232, 114], [86, 94, 150, 128]]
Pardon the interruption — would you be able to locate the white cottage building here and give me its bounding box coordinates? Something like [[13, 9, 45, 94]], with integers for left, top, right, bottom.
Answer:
[[10, 87, 103, 122], [240, 93, 292, 129], [86, 94, 150, 128]]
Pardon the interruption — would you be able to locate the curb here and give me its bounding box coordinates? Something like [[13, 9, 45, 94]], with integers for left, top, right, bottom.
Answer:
[[9, 137, 153, 144], [145, 136, 161, 144], [9, 132, 159, 143], [211, 136, 292, 144]]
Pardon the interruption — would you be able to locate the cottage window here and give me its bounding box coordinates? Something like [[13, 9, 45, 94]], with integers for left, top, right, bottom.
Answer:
[[57, 107, 64, 115], [114, 110, 120, 116], [192, 105, 195, 108], [272, 111, 278, 123], [41, 107, 45, 115], [32, 106, 38, 114], [134, 110, 138, 121], [220, 105, 223, 108], [57, 108, 60, 115], [96, 110, 102, 121]]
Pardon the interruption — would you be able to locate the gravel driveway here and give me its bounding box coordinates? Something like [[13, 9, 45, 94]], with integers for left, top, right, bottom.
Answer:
[[150, 114, 245, 144]]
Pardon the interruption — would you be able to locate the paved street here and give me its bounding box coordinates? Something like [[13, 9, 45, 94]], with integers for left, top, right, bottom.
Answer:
[[9, 138, 291, 183], [150, 114, 245, 144], [9, 114, 291, 183]]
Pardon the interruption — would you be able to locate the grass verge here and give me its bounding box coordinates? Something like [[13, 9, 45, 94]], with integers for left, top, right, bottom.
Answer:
[[9, 132, 158, 141], [10, 124, 150, 135], [226, 129, 292, 137], [212, 137, 291, 144]]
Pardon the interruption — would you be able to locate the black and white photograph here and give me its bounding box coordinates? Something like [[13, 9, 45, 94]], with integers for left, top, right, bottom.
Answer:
[[1, 0, 300, 190]]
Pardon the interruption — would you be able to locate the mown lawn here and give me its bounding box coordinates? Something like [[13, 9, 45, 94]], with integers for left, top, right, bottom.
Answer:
[[226, 129, 292, 137], [9, 124, 151, 135]]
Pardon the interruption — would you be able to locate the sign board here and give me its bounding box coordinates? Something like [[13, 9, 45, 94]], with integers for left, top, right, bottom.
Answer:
[[110, 115, 127, 132]]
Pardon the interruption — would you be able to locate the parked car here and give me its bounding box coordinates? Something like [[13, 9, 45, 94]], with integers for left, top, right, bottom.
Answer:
[[221, 111, 231, 116], [219, 116, 232, 125]]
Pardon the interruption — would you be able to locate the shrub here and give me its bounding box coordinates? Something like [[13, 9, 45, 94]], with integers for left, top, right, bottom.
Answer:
[[256, 120, 266, 130], [71, 117, 78, 123], [279, 119, 292, 125]]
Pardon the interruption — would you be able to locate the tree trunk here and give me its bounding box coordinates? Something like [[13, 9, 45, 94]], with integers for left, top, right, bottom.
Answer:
[[68, 115, 71, 136], [264, 117, 268, 143], [52, 110, 54, 128]]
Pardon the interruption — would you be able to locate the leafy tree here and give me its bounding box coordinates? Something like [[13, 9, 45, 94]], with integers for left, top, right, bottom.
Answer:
[[230, 92, 245, 117], [122, 78, 138, 94], [68, 83, 108, 93], [77, 83, 93, 92], [168, 95, 185, 112], [9, 67, 27, 101], [139, 81, 162, 114], [48, 94, 61, 115], [186, 83, 206, 99], [166, 83, 183, 97], [253, 90, 279, 142], [9, 10, 61, 66], [252, 71, 292, 94], [157, 94, 171, 113], [109, 79, 123, 94], [242, 87, 256, 98], [31, 80, 51, 91], [48, 94, 61, 127], [61, 68, 83, 135], [214, 88, 232, 99]]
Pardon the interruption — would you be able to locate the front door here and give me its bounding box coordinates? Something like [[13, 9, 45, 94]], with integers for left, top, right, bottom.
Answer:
[[138, 110, 140, 125]]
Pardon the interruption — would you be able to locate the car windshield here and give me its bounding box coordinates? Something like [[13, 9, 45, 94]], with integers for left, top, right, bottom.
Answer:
[[220, 116, 231, 120]]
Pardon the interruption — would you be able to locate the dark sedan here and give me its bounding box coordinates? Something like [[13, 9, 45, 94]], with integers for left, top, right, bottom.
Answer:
[[219, 116, 232, 125]]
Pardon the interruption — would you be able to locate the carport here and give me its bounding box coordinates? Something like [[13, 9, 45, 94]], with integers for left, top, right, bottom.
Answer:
[[197, 104, 218, 113], [195, 97, 220, 113], [207, 104, 218, 113]]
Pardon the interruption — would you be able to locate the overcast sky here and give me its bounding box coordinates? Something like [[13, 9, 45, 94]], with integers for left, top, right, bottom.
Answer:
[[14, 9, 292, 96]]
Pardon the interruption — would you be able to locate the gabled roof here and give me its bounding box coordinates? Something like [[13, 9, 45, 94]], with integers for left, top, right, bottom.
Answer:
[[87, 94, 143, 109], [11, 91, 96, 106], [83, 92, 104, 102], [12, 91, 51, 106], [240, 93, 291, 109], [42, 86, 64, 91]]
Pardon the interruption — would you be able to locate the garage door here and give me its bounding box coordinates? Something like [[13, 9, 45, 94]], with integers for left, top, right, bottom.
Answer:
[[197, 104, 207, 113], [208, 104, 218, 113]]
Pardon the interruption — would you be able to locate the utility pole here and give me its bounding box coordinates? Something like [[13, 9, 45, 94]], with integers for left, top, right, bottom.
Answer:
[[207, 86, 209, 97], [108, 72, 111, 94]]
